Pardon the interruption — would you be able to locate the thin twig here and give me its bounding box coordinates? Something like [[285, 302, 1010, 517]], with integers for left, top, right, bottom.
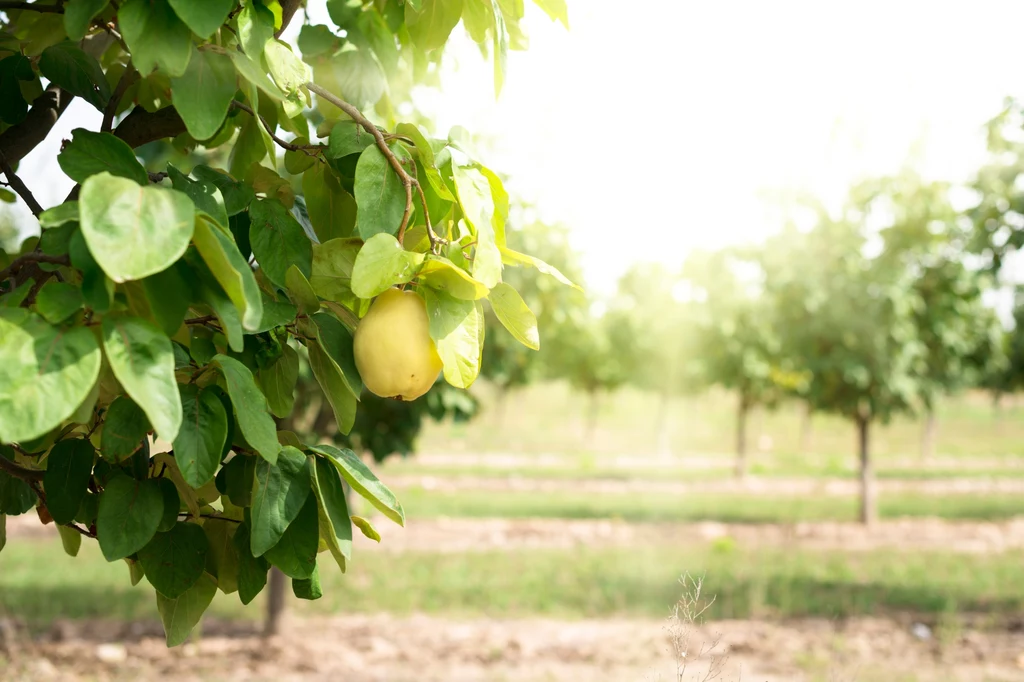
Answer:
[[231, 100, 324, 155], [0, 1, 63, 13], [65, 522, 97, 538], [148, 171, 168, 183], [22, 266, 56, 306], [0, 453, 45, 482], [102, 62, 138, 133], [0, 252, 70, 283], [184, 314, 217, 325], [0, 149, 44, 217]]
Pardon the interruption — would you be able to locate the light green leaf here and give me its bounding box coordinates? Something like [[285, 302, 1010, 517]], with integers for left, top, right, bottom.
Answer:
[[57, 129, 148, 185], [499, 246, 581, 289], [311, 444, 405, 526], [354, 142, 411, 240], [351, 233, 425, 299], [192, 216, 264, 331], [119, 0, 193, 78], [326, 120, 375, 159], [228, 49, 287, 101], [97, 475, 164, 561], [462, 0, 494, 43], [309, 456, 351, 572], [191, 259, 244, 352], [406, 0, 464, 51], [531, 0, 568, 27], [350, 515, 381, 542], [102, 315, 182, 441], [167, 165, 228, 228], [64, 0, 110, 41], [80, 172, 195, 283], [302, 163, 356, 242], [418, 256, 489, 300], [171, 46, 238, 141], [422, 288, 483, 388], [310, 238, 361, 302], [0, 309, 101, 443], [257, 343, 298, 418], [452, 164, 502, 288], [167, 0, 234, 39], [237, 0, 275, 60], [285, 264, 320, 314], [250, 445, 311, 556], [248, 198, 313, 288], [57, 523, 82, 556], [264, 39, 311, 94], [329, 48, 386, 109], [35, 281, 83, 324], [263, 494, 318, 579], [39, 41, 110, 110], [212, 355, 281, 464], [43, 439, 95, 526], [173, 384, 227, 488], [38, 201, 79, 228], [156, 572, 217, 647], [488, 282, 539, 350], [192, 166, 255, 216], [139, 522, 209, 599], [307, 338, 356, 435], [491, 0, 508, 97], [396, 122, 455, 201], [99, 395, 150, 462]]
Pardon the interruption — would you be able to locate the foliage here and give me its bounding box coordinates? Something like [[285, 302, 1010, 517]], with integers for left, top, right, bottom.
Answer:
[[0, 0, 569, 646]]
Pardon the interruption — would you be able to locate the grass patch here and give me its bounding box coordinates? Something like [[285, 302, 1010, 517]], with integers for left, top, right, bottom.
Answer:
[[390, 487, 1024, 523], [2, 536, 1022, 625]]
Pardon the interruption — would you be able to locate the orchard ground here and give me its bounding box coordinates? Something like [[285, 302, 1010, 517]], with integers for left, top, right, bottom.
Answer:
[[5, 384, 1024, 681]]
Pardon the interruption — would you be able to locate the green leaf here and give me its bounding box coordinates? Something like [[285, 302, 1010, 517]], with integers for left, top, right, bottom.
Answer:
[[192, 216, 264, 331], [157, 477, 180, 532], [531, 0, 568, 27], [237, 0, 275, 59], [422, 288, 483, 388], [39, 41, 111, 110], [292, 565, 322, 600], [227, 50, 287, 101], [192, 166, 255, 216], [462, 0, 494, 42], [119, 0, 193, 78], [168, 166, 228, 228], [302, 163, 356, 242], [156, 572, 217, 647], [310, 238, 361, 302], [0, 55, 31, 126], [499, 246, 580, 289], [68, 230, 114, 313], [354, 143, 412, 240], [0, 447, 35, 515], [311, 444, 404, 526], [64, 0, 110, 41], [264, 39, 310, 94], [351, 233, 425, 299], [57, 523, 82, 556], [43, 439, 94, 525], [298, 24, 338, 58], [171, 46, 238, 142], [99, 395, 150, 462], [263, 494, 318, 579], [0, 514, 5, 552], [139, 522, 209, 599], [452, 164, 502, 288], [173, 384, 227, 488], [233, 521, 269, 604], [217, 453, 256, 507], [190, 258, 244, 352], [38, 202, 79, 228], [212, 355, 281, 464], [167, 0, 234, 39], [418, 256, 489, 300], [312, 311, 362, 397], [252, 296, 298, 333], [285, 264, 320, 314], [407, 0, 464, 51], [102, 315, 182, 442], [327, 120, 375, 159], [307, 339, 356, 435], [491, 0, 508, 97], [396, 122, 455, 201], [0, 309, 101, 443], [204, 517, 239, 594], [57, 129, 148, 185], [126, 558, 146, 585], [35, 281, 83, 324], [488, 282, 539, 350], [325, 48, 386, 109], [257, 343, 298, 418], [142, 263, 192, 336], [248, 198, 313, 288], [350, 515, 381, 542], [250, 445, 311, 556], [284, 137, 317, 175], [97, 475, 164, 561], [310, 455, 352, 571], [80, 172, 195, 282]]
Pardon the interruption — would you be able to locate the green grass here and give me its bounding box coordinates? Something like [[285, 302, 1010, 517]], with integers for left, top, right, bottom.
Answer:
[[391, 487, 1024, 523], [2, 537, 1021, 626]]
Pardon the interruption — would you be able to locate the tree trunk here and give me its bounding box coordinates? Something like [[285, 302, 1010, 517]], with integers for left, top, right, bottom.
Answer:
[[734, 397, 749, 479], [920, 408, 937, 461], [264, 567, 287, 636], [493, 384, 509, 430], [857, 415, 876, 526], [655, 389, 672, 456], [799, 401, 813, 455]]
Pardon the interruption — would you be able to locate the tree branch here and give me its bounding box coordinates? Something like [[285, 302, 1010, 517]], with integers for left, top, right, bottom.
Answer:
[[0, 149, 43, 217], [0, 453, 45, 482], [231, 100, 323, 154], [102, 62, 138, 133], [275, 0, 302, 38], [113, 105, 186, 149], [65, 522, 97, 538], [0, 85, 73, 165], [306, 82, 430, 248], [0, 1, 63, 13]]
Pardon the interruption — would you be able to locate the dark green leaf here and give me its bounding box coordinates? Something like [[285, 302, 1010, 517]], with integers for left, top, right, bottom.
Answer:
[[257, 343, 298, 418], [39, 41, 110, 110], [250, 445, 310, 556], [302, 162, 356, 242], [142, 262, 192, 336], [43, 439, 94, 525], [307, 338, 356, 435], [217, 453, 256, 507], [167, 164, 228, 228], [309, 238, 360, 302], [297, 24, 338, 58], [74, 490, 99, 526], [354, 143, 411, 240], [100, 395, 150, 462], [0, 55, 32, 125], [311, 444, 404, 525], [35, 281, 83, 324], [313, 311, 362, 397], [327, 120, 375, 160], [171, 46, 238, 141], [173, 384, 227, 488], [156, 572, 217, 646], [292, 565, 322, 600], [204, 517, 239, 594], [310, 456, 352, 571], [139, 521, 209, 598], [167, 0, 234, 39], [64, 0, 110, 41], [119, 0, 193, 78], [232, 521, 268, 605], [263, 494, 318, 579], [248, 198, 313, 288], [157, 477, 180, 532], [0, 447, 35, 516], [284, 137, 317, 175], [213, 355, 281, 464], [252, 296, 298, 333], [68, 230, 113, 313], [96, 475, 164, 561], [57, 129, 148, 185], [193, 166, 255, 216]]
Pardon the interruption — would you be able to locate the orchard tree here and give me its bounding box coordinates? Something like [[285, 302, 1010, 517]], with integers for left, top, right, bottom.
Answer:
[[0, 0, 571, 646]]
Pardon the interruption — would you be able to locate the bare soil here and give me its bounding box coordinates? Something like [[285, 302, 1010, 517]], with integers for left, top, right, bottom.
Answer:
[[3, 613, 1024, 682]]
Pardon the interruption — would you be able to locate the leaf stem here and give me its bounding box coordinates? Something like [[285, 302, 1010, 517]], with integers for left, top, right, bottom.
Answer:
[[231, 100, 324, 155]]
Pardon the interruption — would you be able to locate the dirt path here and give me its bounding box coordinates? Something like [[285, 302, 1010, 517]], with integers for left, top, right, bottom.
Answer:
[[4, 613, 1024, 682]]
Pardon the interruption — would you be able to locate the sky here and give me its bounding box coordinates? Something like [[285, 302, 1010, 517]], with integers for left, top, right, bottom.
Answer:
[[10, 0, 1024, 297]]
